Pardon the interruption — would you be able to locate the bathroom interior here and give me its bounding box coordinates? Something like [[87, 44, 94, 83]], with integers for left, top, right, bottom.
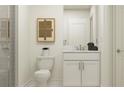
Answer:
[[0, 5, 124, 87]]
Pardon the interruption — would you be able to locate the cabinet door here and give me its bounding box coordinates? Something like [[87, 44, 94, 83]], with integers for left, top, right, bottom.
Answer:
[[82, 61, 99, 87], [63, 61, 81, 86]]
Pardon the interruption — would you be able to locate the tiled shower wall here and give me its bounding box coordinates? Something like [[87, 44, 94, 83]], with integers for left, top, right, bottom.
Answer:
[[0, 5, 15, 87]]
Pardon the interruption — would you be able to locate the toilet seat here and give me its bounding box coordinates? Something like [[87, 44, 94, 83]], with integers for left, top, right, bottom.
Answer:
[[35, 70, 50, 74], [35, 70, 50, 79]]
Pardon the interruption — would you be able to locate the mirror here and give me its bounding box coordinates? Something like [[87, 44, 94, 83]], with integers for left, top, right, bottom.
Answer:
[[90, 16, 93, 42], [63, 5, 91, 47]]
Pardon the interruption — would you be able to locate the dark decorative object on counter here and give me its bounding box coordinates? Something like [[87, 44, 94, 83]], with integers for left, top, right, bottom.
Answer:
[[42, 47, 49, 50], [87, 42, 98, 51], [87, 42, 94, 47], [41, 47, 50, 56]]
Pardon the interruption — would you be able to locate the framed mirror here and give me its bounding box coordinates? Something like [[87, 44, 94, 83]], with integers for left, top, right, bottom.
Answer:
[[90, 16, 93, 42]]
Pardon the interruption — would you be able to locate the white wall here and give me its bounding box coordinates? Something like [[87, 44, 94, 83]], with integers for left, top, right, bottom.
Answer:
[[18, 6, 31, 86], [90, 5, 113, 86], [97, 6, 113, 86], [28, 6, 64, 85]]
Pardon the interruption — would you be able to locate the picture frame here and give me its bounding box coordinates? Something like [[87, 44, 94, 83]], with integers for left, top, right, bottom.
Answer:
[[37, 18, 55, 42]]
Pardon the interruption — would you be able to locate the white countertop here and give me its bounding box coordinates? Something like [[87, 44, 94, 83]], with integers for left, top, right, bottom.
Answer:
[[37, 56, 55, 59], [63, 50, 100, 53]]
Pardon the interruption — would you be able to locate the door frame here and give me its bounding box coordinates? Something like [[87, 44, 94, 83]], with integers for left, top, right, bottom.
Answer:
[[14, 5, 18, 87], [112, 5, 123, 87], [112, 5, 116, 87]]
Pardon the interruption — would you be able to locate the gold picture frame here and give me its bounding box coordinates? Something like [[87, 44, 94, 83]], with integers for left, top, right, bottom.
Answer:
[[37, 18, 55, 42]]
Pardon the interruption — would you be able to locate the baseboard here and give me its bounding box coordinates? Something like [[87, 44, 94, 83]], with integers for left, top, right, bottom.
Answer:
[[48, 80, 62, 87], [22, 79, 62, 87], [19, 79, 114, 87], [100, 84, 113, 87]]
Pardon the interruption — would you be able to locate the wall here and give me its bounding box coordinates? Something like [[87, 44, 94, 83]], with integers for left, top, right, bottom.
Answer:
[[28, 6, 64, 85], [17, 6, 31, 86], [97, 6, 113, 86]]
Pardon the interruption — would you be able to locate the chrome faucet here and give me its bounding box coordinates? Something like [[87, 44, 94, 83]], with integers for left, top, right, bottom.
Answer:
[[75, 44, 82, 50], [75, 44, 87, 51]]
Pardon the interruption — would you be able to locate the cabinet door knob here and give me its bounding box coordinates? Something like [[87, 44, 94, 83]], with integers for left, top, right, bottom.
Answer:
[[117, 49, 121, 53], [117, 49, 124, 53]]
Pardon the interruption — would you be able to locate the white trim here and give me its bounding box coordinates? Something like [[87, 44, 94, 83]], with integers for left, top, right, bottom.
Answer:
[[14, 5, 18, 87], [112, 5, 116, 87], [48, 80, 62, 87]]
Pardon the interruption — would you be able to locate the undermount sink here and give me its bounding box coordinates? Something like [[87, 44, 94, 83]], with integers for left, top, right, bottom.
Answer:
[[63, 45, 86, 51]]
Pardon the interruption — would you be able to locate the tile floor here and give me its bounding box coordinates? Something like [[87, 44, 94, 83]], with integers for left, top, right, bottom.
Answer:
[[26, 80, 62, 87]]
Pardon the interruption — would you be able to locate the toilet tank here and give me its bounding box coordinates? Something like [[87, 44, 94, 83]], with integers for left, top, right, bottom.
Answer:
[[36, 56, 55, 70]]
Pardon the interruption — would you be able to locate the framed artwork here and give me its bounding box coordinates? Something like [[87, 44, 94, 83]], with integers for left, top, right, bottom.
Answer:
[[37, 18, 55, 42]]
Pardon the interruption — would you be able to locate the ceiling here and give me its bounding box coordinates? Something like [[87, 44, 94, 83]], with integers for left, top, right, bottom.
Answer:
[[64, 5, 91, 10]]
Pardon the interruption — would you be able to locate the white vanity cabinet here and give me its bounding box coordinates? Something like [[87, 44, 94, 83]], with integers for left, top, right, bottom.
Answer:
[[63, 51, 100, 87], [63, 60, 81, 86]]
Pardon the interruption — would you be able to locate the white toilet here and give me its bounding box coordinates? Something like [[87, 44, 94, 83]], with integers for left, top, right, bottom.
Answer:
[[34, 56, 54, 87]]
